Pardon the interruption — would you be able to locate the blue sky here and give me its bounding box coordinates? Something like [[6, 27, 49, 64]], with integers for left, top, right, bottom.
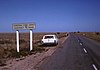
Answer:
[[0, 0, 100, 32]]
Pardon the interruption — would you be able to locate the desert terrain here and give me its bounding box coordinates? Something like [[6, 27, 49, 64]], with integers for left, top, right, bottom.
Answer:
[[0, 32, 67, 70]]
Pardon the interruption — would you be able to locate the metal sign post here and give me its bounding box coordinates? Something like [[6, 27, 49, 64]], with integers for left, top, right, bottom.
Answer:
[[30, 29, 33, 51], [16, 30, 19, 52], [13, 22, 36, 52]]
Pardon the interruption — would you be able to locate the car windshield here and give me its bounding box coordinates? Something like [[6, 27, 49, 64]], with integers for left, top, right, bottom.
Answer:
[[44, 36, 54, 39]]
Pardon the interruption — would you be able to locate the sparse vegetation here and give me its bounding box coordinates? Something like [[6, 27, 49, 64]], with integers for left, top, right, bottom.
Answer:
[[0, 39, 12, 44], [0, 32, 67, 66], [76, 32, 100, 42]]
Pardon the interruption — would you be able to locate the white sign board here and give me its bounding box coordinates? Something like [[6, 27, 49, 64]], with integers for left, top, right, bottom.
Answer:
[[13, 23, 36, 30]]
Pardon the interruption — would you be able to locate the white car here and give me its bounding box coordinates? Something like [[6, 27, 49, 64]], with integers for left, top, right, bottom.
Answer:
[[41, 35, 58, 45]]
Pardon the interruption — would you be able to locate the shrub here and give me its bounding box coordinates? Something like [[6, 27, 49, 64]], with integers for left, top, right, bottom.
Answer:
[[95, 32, 100, 35], [56, 32, 60, 34], [77, 31, 80, 33]]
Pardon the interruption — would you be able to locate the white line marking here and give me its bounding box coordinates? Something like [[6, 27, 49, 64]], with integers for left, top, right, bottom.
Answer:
[[83, 48, 87, 53], [80, 43, 82, 45], [92, 64, 98, 70]]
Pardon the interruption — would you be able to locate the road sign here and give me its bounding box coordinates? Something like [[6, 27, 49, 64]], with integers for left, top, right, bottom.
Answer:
[[12, 22, 36, 52], [13, 23, 36, 30]]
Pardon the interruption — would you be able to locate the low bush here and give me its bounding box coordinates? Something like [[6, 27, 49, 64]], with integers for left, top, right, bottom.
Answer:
[[95, 32, 100, 35]]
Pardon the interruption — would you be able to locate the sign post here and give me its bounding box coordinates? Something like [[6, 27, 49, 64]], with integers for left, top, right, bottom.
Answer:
[[30, 29, 33, 51], [13, 23, 36, 52], [16, 30, 19, 52]]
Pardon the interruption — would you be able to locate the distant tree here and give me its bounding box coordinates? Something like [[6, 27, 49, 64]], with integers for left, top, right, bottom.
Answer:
[[56, 32, 60, 34], [95, 32, 99, 35], [77, 31, 80, 33]]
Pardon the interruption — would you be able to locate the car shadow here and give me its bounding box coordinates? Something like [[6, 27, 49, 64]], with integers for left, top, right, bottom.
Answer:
[[39, 44, 57, 47]]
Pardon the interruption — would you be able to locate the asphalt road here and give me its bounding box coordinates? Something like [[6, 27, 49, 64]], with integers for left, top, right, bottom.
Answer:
[[38, 33, 100, 70]]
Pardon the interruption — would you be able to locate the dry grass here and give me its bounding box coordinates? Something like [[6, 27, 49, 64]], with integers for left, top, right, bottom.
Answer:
[[0, 32, 67, 66], [76, 32, 100, 42]]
